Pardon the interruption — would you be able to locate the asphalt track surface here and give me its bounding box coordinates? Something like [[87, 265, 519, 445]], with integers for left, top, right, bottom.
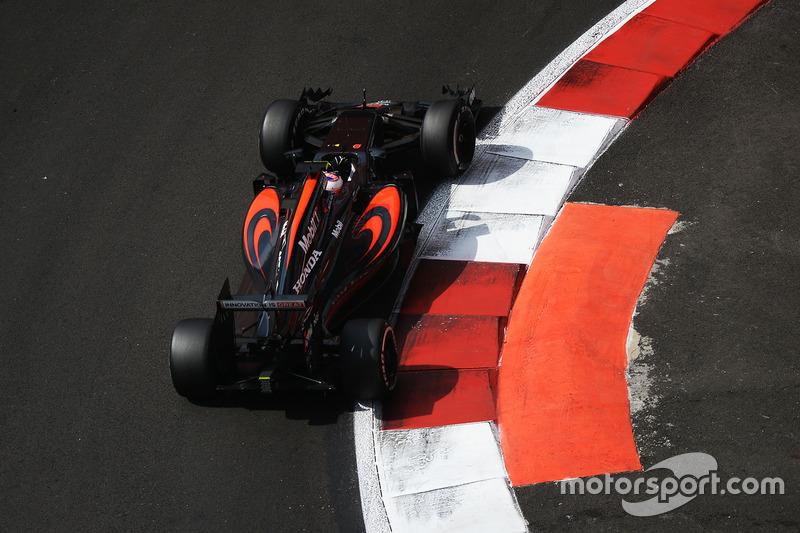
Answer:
[[1, 1, 797, 532]]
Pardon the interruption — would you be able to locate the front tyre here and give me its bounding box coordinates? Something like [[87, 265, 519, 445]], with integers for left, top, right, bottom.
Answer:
[[259, 99, 310, 177], [421, 99, 476, 178], [340, 319, 399, 401], [170, 318, 218, 400]]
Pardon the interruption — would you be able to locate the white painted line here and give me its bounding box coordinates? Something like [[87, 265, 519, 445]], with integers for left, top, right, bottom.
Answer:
[[480, 0, 657, 137], [377, 422, 508, 497], [484, 106, 627, 168], [419, 210, 544, 264], [450, 155, 577, 217], [353, 401, 391, 533], [384, 477, 528, 533]]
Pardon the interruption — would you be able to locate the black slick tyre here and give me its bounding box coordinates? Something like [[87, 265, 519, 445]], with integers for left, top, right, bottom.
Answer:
[[170, 318, 218, 400], [421, 99, 476, 178], [340, 319, 399, 401], [259, 99, 309, 177]]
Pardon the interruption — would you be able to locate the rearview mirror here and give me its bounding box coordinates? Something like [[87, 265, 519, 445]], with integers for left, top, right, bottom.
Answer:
[[283, 148, 304, 160]]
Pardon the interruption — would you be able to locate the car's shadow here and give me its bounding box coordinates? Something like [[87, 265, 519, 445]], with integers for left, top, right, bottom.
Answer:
[[190, 389, 355, 425], [412, 105, 503, 206], [397, 105, 529, 317]]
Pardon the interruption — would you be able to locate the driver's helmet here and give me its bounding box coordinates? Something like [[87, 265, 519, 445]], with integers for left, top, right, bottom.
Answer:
[[323, 170, 343, 194]]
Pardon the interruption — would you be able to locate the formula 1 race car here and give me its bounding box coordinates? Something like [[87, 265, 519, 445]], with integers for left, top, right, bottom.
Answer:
[[170, 87, 480, 401]]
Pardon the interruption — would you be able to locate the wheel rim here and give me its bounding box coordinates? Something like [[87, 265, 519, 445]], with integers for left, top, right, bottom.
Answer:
[[452, 119, 462, 167], [453, 111, 476, 171], [381, 327, 398, 390]]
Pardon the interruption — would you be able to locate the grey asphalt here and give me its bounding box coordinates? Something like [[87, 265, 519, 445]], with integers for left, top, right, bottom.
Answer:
[[2, 1, 797, 531], [0, 1, 624, 531]]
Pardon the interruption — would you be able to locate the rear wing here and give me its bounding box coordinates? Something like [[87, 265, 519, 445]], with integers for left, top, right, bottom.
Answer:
[[218, 295, 307, 311], [214, 278, 307, 311]]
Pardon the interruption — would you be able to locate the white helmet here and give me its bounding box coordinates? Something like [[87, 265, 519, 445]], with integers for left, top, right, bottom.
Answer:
[[323, 170, 343, 193]]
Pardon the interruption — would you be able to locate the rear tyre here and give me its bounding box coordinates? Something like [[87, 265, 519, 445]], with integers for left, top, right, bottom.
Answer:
[[259, 99, 310, 177], [170, 318, 218, 400], [340, 319, 399, 401], [421, 98, 476, 177]]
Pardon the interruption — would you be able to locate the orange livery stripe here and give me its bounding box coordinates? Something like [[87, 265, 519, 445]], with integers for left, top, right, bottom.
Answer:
[[243, 187, 280, 279], [354, 185, 402, 266], [286, 175, 319, 266]]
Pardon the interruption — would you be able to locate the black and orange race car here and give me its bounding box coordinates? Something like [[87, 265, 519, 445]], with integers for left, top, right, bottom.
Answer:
[[170, 88, 480, 401]]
